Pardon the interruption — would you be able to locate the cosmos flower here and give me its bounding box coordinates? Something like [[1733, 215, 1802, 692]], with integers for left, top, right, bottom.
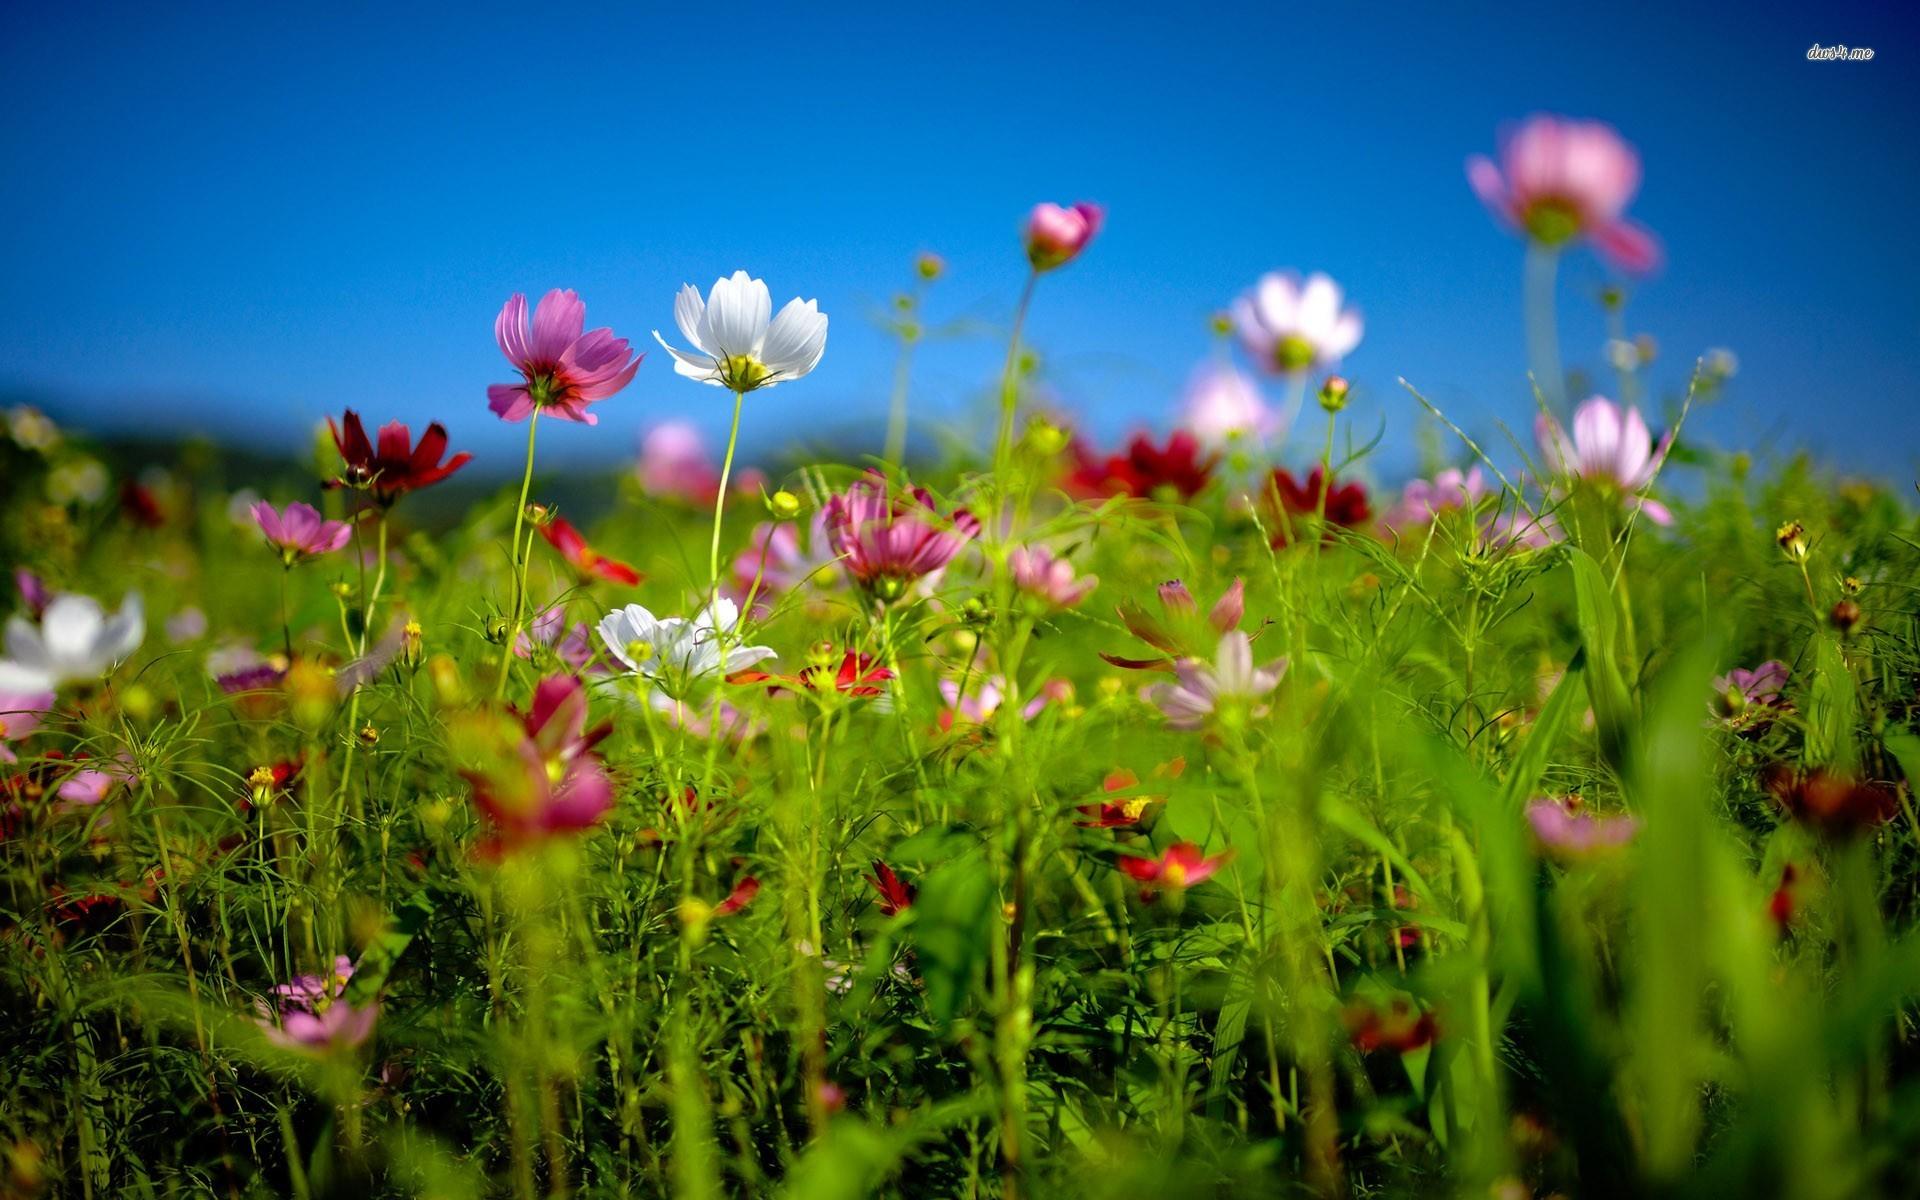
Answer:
[[1712, 660, 1789, 726], [734, 648, 893, 699], [0, 592, 144, 693], [256, 956, 378, 1053], [0, 689, 53, 764], [711, 875, 760, 918], [327, 410, 472, 505], [452, 675, 614, 847], [1384, 467, 1490, 532], [1117, 842, 1231, 895], [1009, 546, 1098, 609], [538, 517, 643, 586], [1142, 631, 1287, 731], [252, 501, 353, 563], [488, 289, 641, 424], [1179, 361, 1276, 449], [1264, 467, 1372, 546], [1525, 797, 1638, 858], [515, 609, 603, 675], [731, 512, 839, 610], [14, 570, 49, 619], [824, 475, 981, 601], [1231, 272, 1363, 375], [867, 860, 915, 916], [1103, 577, 1245, 672], [1064, 431, 1218, 501], [654, 272, 827, 393], [597, 597, 777, 686], [1765, 765, 1897, 837], [1535, 396, 1672, 524], [1343, 997, 1438, 1055], [1076, 762, 1181, 829], [1023, 202, 1104, 271], [939, 675, 1068, 728], [1467, 114, 1660, 273]]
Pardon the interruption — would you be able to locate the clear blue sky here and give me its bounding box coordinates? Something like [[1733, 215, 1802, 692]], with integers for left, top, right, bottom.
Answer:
[[3, 1, 1915, 482]]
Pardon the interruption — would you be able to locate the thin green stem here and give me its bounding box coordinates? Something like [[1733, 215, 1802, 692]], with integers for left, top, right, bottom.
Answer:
[[708, 389, 746, 595], [1524, 242, 1564, 412], [496, 410, 542, 699], [991, 270, 1040, 537]]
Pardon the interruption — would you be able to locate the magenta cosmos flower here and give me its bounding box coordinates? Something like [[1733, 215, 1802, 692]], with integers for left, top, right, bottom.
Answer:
[[1536, 395, 1673, 524], [489, 289, 642, 425], [454, 675, 613, 849], [0, 689, 53, 764], [1118, 842, 1232, 895], [256, 956, 379, 1052], [252, 501, 352, 563], [825, 475, 982, 601], [1526, 797, 1637, 859], [1023, 202, 1104, 271], [1180, 361, 1275, 449], [1384, 467, 1490, 532], [1468, 114, 1660, 273], [1009, 546, 1098, 609]]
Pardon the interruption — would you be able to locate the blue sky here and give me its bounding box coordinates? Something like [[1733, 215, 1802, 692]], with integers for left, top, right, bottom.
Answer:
[[2, 1, 1915, 482]]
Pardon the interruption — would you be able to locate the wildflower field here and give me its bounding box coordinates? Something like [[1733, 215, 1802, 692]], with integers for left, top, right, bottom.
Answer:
[[5, 116, 1920, 1199]]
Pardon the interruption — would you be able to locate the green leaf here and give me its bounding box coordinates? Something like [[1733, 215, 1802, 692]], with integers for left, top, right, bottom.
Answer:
[[1565, 547, 1634, 768], [908, 847, 994, 1031], [345, 891, 434, 1006]]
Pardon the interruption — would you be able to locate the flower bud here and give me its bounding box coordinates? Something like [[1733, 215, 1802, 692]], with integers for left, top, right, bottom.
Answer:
[[1022, 201, 1103, 272], [1842, 575, 1863, 596], [1209, 311, 1235, 338], [400, 620, 424, 669], [248, 765, 278, 806], [1830, 599, 1863, 636], [767, 490, 803, 521], [358, 723, 380, 745], [1776, 520, 1808, 562], [484, 616, 512, 645], [1317, 375, 1350, 413], [915, 252, 945, 282], [330, 580, 354, 601], [525, 502, 554, 527], [1022, 417, 1070, 458]]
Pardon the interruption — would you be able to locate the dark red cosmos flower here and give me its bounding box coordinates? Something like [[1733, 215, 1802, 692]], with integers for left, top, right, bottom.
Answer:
[[1343, 997, 1438, 1054], [713, 875, 760, 918], [1065, 431, 1218, 501], [1767, 863, 1803, 933], [1264, 466, 1371, 546], [1765, 765, 1896, 836], [538, 517, 643, 586], [327, 410, 473, 505], [119, 480, 167, 529], [868, 860, 914, 916]]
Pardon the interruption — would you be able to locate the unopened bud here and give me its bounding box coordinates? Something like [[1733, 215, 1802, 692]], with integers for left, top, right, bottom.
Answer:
[[872, 576, 908, 604], [768, 490, 802, 521], [330, 581, 354, 600], [1777, 521, 1808, 562], [1318, 375, 1350, 413], [1830, 599, 1863, 636], [400, 620, 424, 668], [248, 765, 278, 804], [915, 252, 945, 282], [525, 503, 554, 527], [358, 723, 380, 745], [1841, 576, 1863, 596], [1023, 417, 1070, 458], [484, 616, 512, 644]]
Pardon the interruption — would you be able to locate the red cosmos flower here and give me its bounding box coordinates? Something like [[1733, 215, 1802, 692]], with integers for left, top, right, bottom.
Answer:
[[538, 517, 643, 586], [1065, 431, 1217, 502], [1118, 842, 1231, 896], [327, 410, 473, 505], [868, 860, 914, 916], [1767, 863, 1804, 934], [1076, 759, 1183, 828], [1343, 997, 1438, 1054], [451, 675, 613, 850], [735, 648, 893, 698], [713, 875, 760, 918], [1765, 765, 1897, 836], [1264, 466, 1371, 546]]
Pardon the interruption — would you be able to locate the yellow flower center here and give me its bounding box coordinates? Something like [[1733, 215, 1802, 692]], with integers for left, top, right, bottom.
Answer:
[[1274, 334, 1316, 372], [721, 355, 771, 391]]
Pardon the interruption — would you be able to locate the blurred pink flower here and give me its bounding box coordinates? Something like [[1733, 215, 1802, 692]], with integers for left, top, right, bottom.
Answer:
[[252, 501, 352, 563], [939, 675, 1068, 727], [1009, 546, 1097, 609], [636, 421, 766, 504], [1179, 361, 1275, 449], [515, 608, 603, 675], [489, 289, 641, 425], [1024, 202, 1104, 271], [1467, 114, 1660, 273], [1143, 631, 1287, 731], [1231, 272, 1363, 375], [1385, 467, 1490, 531], [825, 475, 981, 601], [0, 689, 52, 764], [1536, 396, 1673, 524], [1526, 797, 1637, 857], [1118, 842, 1232, 894], [14, 570, 49, 619], [731, 513, 838, 609], [257, 956, 378, 1052], [455, 675, 613, 848]]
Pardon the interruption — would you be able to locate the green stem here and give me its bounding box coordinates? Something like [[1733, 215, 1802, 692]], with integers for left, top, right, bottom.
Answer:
[[1524, 242, 1564, 412], [990, 270, 1040, 538], [708, 389, 746, 595], [883, 302, 922, 467], [496, 410, 542, 699]]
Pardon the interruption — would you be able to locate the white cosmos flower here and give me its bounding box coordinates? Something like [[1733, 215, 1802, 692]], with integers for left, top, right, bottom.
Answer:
[[1231, 271, 1363, 376], [653, 271, 828, 393], [0, 592, 145, 692], [596, 597, 776, 687]]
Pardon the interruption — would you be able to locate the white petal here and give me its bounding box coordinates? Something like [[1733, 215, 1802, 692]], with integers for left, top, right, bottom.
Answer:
[[673, 284, 709, 353], [724, 645, 779, 673], [98, 594, 144, 664], [761, 299, 827, 382], [1323, 312, 1363, 360], [702, 597, 741, 633], [1254, 273, 1299, 334], [1297, 274, 1342, 342], [4, 617, 49, 671], [41, 595, 105, 671], [654, 332, 724, 382], [597, 605, 659, 672], [703, 271, 771, 358], [0, 660, 54, 693]]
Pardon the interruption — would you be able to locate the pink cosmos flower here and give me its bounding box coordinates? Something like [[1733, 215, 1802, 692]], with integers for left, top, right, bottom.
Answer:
[[825, 475, 982, 601], [1526, 797, 1638, 858], [515, 609, 603, 675], [1536, 396, 1673, 524], [1024, 202, 1104, 271], [1231, 272, 1363, 375], [0, 689, 52, 764], [257, 956, 378, 1052], [1118, 842, 1232, 895], [1009, 546, 1097, 609], [14, 570, 49, 620], [454, 675, 613, 849], [730, 513, 839, 609], [1385, 467, 1490, 531], [1467, 114, 1661, 273], [489, 289, 642, 425], [1180, 361, 1276, 449], [938, 675, 1067, 727], [1143, 631, 1287, 731], [1712, 660, 1789, 726], [635, 421, 767, 504], [1103, 578, 1245, 672], [252, 501, 353, 563]]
